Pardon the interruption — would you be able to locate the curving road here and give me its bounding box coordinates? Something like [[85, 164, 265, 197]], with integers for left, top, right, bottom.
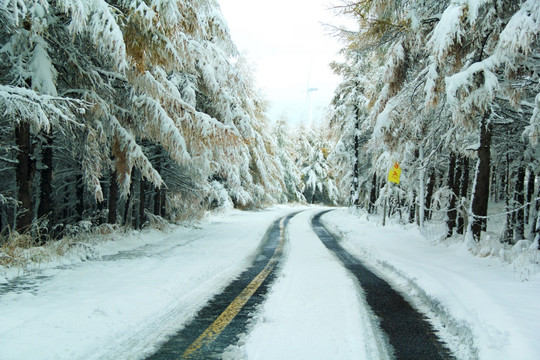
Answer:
[[312, 210, 454, 360], [146, 209, 454, 359], [146, 213, 298, 359]]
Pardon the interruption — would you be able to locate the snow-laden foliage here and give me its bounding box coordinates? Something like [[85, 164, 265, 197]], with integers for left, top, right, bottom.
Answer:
[[0, 0, 287, 239], [330, 0, 540, 245], [300, 126, 339, 205], [327, 50, 373, 206], [273, 115, 305, 203]]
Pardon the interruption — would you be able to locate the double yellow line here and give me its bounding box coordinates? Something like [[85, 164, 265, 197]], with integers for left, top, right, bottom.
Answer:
[[181, 217, 287, 359]]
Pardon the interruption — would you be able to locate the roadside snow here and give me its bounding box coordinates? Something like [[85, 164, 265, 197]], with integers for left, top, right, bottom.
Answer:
[[2, 205, 538, 360], [0, 206, 306, 360], [320, 208, 540, 360]]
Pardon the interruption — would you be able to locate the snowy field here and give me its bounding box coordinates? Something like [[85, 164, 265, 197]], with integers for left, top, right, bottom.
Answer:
[[1, 205, 539, 359]]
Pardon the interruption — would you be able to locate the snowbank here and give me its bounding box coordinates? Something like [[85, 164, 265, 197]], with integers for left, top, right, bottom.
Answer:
[[0, 206, 306, 360], [321, 208, 540, 360]]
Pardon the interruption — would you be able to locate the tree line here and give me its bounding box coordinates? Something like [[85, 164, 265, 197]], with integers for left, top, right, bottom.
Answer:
[[0, 0, 293, 241], [327, 0, 540, 246]]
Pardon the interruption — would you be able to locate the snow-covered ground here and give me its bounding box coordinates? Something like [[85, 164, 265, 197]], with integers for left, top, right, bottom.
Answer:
[[320, 208, 540, 360], [1, 205, 539, 359], [0, 206, 306, 360]]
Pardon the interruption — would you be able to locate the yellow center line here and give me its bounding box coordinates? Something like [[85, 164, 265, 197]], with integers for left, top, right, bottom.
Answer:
[[181, 217, 286, 359]]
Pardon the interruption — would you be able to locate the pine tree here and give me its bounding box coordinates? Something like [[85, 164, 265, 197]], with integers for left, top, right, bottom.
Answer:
[[330, 0, 540, 244]]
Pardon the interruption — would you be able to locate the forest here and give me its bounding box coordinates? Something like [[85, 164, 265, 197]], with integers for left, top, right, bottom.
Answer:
[[0, 0, 539, 252], [327, 0, 540, 247]]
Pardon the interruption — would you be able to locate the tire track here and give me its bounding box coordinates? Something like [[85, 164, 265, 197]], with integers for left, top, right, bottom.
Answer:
[[146, 212, 299, 360], [312, 210, 454, 360]]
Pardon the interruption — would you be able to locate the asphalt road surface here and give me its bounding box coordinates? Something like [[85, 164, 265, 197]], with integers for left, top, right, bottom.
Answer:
[[146, 210, 454, 359], [312, 210, 454, 360], [146, 213, 297, 360]]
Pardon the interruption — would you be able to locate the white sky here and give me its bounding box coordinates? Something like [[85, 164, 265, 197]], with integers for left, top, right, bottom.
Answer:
[[218, 0, 346, 125]]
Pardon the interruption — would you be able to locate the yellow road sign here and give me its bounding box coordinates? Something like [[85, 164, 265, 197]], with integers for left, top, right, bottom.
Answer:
[[388, 162, 401, 184]]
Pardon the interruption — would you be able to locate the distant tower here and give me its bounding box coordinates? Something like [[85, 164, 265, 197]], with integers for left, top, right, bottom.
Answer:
[[305, 60, 318, 127], [306, 87, 318, 127]]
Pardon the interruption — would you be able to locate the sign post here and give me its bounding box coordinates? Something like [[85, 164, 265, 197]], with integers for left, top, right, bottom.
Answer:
[[383, 162, 402, 226], [388, 162, 401, 184]]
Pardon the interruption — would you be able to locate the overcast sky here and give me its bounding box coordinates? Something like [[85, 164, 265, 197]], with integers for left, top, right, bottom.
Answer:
[[218, 0, 346, 125]]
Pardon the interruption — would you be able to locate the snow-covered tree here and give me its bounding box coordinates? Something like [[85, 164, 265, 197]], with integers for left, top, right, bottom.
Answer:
[[0, 0, 286, 240], [331, 0, 540, 245], [273, 114, 305, 203], [328, 50, 374, 207], [301, 125, 340, 205]]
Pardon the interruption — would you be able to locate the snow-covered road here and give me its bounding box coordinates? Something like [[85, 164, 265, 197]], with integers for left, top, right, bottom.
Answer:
[[227, 209, 390, 360], [1, 205, 539, 359], [321, 209, 540, 360], [0, 207, 304, 360]]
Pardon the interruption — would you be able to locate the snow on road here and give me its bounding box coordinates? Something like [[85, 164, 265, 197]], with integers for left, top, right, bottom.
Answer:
[[321, 208, 540, 360], [1, 205, 539, 360], [0, 206, 306, 360], [225, 208, 391, 360]]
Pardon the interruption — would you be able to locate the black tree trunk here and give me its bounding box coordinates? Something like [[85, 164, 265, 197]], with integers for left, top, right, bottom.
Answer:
[[447, 152, 457, 238], [409, 190, 416, 224], [154, 147, 162, 216], [425, 170, 436, 221], [15, 122, 34, 233], [75, 172, 84, 222], [123, 176, 135, 227], [138, 176, 146, 229], [525, 169, 535, 227], [513, 165, 526, 242], [369, 173, 377, 214], [457, 156, 469, 234], [470, 114, 493, 241], [37, 133, 53, 243], [352, 108, 360, 207], [108, 170, 118, 224]]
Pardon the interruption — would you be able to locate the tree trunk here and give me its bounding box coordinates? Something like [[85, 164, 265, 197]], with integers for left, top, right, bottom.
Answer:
[[160, 188, 167, 219], [138, 176, 146, 229], [447, 152, 457, 238], [525, 169, 535, 227], [36, 133, 53, 243], [369, 173, 377, 214], [502, 154, 513, 243], [0, 204, 5, 234], [123, 177, 135, 227], [108, 170, 118, 224], [154, 147, 162, 216], [75, 172, 84, 222], [154, 186, 162, 216], [352, 110, 360, 207], [37, 133, 53, 220], [15, 122, 34, 233], [452, 156, 462, 234], [513, 165, 526, 242], [382, 196, 387, 226], [409, 190, 416, 224], [457, 156, 469, 234], [425, 170, 436, 221], [533, 184, 540, 249], [470, 114, 493, 241], [530, 175, 539, 240], [490, 166, 497, 201], [418, 146, 425, 228], [500, 162, 508, 202]]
